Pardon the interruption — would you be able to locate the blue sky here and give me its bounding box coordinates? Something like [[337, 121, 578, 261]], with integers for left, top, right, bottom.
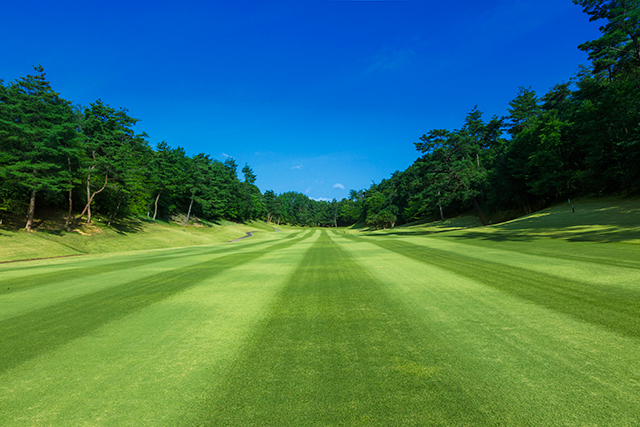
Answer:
[[1, 0, 601, 201]]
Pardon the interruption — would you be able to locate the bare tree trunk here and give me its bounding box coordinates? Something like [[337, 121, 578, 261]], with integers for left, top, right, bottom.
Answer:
[[185, 195, 194, 227], [25, 188, 36, 232], [86, 174, 92, 223], [437, 190, 444, 221], [65, 189, 73, 231], [152, 189, 162, 221], [65, 157, 73, 231], [76, 173, 108, 224]]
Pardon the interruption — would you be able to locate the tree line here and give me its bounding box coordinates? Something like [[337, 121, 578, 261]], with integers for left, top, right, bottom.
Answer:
[[1, 0, 638, 231], [0, 71, 265, 231], [334, 0, 640, 229]]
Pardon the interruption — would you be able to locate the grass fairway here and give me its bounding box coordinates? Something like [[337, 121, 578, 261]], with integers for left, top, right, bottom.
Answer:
[[1, 202, 640, 425]]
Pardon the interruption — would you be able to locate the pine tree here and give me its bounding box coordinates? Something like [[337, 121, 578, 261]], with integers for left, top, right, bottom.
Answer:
[[0, 66, 80, 231]]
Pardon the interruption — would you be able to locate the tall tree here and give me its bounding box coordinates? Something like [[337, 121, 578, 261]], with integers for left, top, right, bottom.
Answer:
[[242, 163, 257, 185], [415, 109, 499, 226], [573, 0, 640, 78], [505, 87, 541, 139], [76, 100, 142, 224], [149, 141, 185, 221], [0, 66, 80, 231]]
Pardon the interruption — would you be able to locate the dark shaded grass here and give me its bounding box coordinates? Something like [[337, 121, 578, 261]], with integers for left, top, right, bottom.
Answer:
[[441, 233, 640, 271], [189, 231, 492, 426], [0, 231, 311, 374], [0, 256, 178, 295], [360, 236, 640, 340]]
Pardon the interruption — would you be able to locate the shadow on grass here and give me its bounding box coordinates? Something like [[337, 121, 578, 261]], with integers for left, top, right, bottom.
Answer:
[[371, 200, 640, 244], [110, 218, 146, 235]]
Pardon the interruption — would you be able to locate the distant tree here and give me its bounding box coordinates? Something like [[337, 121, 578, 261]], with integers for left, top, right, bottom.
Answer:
[[242, 163, 257, 184], [505, 87, 540, 139], [415, 108, 499, 226], [328, 199, 339, 227], [224, 158, 238, 179], [340, 190, 364, 224], [263, 190, 278, 223]]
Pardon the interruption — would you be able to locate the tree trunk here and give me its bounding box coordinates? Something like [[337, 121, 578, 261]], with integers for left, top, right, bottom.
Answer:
[[185, 195, 194, 227], [25, 188, 36, 232], [65, 189, 73, 231], [65, 157, 73, 231], [473, 197, 488, 226], [86, 175, 92, 224], [439, 203, 444, 221], [152, 189, 162, 221], [77, 172, 108, 224]]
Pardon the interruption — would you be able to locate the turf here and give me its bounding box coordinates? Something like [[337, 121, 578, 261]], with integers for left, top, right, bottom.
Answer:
[[0, 219, 274, 262], [1, 200, 639, 425]]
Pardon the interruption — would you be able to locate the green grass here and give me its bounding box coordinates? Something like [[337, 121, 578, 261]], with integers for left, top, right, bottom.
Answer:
[[0, 218, 276, 262], [1, 200, 640, 425]]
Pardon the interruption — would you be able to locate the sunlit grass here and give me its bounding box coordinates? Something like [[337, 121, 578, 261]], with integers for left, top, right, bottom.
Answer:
[[1, 199, 639, 425], [0, 219, 276, 262]]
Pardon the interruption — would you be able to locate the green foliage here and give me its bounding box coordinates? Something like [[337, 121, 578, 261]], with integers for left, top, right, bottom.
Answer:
[[3, 0, 640, 231], [573, 0, 640, 77], [0, 66, 81, 229], [0, 67, 266, 227]]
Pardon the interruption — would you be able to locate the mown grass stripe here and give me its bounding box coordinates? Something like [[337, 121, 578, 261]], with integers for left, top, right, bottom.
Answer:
[[0, 231, 312, 374], [0, 231, 305, 295], [361, 236, 640, 339], [0, 256, 180, 295], [190, 230, 491, 426], [435, 231, 640, 271]]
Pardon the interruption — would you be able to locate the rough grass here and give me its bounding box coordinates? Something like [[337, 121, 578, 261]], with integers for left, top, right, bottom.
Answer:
[[1, 199, 639, 425], [0, 218, 276, 262]]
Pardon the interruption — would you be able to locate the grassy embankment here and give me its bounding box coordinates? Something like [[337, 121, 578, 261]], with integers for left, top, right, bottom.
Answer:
[[0, 197, 639, 425], [0, 215, 282, 263]]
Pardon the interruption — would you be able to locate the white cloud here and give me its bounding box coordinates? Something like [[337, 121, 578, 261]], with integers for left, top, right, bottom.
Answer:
[[333, 183, 345, 190], [305, 187, 312, 194], [291, 164, 303, 170], [312, 197, 332, 202], [221, 152, 230, 158]]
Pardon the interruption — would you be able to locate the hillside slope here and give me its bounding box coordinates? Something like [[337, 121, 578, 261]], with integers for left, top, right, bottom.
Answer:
[[0, 218, 278, 263]]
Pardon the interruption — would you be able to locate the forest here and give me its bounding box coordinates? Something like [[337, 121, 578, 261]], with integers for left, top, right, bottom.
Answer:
[[1, 0, 639, 231]]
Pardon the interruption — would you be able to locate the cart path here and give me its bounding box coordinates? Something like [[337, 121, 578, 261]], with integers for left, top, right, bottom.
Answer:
[[229, 231, 257, 242]]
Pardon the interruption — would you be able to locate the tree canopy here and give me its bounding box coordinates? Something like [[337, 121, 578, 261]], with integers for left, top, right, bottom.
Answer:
[[1, 2, 639, 230]]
